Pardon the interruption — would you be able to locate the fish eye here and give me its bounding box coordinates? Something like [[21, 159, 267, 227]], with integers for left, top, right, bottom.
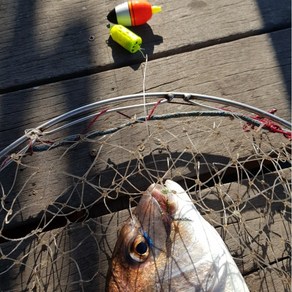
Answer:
[[129, 235, 149, 263], [135, 241, 148, 254]]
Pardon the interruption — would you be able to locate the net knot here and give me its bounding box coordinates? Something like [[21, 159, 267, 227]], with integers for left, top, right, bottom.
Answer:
[[24, 128, 43, 140]]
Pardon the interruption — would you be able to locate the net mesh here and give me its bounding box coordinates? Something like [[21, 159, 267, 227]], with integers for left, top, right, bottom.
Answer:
[[0, 93, 291, 291]]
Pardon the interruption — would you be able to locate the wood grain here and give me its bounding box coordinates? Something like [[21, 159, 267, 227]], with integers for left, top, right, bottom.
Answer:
[[0, 29, 290, 234], [0, 0, 290, 91], [0, 28, 290, 150]]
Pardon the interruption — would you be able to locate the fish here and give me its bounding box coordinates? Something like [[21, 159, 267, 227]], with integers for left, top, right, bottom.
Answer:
[[106, 179, 249, 291]]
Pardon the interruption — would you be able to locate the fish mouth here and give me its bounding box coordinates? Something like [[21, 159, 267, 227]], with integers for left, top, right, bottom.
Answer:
[[148, 182, 177, 219], [139, 181, 178, 220], [132, 180, 183, 250]]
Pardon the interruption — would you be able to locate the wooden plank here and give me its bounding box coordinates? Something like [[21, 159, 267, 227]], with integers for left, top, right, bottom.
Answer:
[[189, 169, 291, 275], [0, 194, 290, 291], [244, 259, 291, 292], [0, 29, 290, 232], [193, 169, 292, 224], [0, 0, 290, 90], [0, 120, 289, 234], [0, 28, 290, 150]]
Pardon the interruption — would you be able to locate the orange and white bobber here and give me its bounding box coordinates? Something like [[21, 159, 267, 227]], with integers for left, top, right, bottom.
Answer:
[[107, 0, 162, 26]]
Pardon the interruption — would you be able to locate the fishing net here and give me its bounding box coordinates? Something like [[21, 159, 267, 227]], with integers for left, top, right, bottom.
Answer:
[[0, 91, 291, 291]]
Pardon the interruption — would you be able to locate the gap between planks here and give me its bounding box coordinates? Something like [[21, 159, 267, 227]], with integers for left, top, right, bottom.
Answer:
[[0, 26, 290, 95]]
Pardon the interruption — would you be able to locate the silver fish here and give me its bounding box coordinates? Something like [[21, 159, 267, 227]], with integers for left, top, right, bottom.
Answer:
[[106, 180, 249, 291]]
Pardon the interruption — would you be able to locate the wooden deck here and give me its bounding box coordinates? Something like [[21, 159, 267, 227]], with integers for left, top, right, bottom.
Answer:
[[0, 0, 291, 291]]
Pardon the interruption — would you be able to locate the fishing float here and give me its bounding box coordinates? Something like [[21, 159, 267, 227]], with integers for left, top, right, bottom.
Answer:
[[107, 0, 162, 26], [108, 24, 142, 53]]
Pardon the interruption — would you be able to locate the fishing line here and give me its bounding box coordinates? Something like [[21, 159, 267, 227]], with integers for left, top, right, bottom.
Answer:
[[139, 50, 161, 186], [140, 50, 150, 138]]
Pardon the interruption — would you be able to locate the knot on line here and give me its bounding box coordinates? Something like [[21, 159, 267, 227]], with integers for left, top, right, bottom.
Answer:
[[244, 109, 292, 139], [24, 128, 43, 140]]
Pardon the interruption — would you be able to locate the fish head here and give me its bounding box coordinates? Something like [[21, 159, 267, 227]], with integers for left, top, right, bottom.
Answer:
[[106, 179, 200, 291], [106, 180, 249, 291]]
